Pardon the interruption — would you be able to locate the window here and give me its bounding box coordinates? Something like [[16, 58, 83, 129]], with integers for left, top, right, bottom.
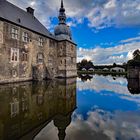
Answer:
[[60, 60, 63, 65], [22, 52, 28, 61], [37, 53, 44, 63], [11, 48, 19, 62], [10, 101, 19, 117], [71, 45, 74, 51], [63, 42, 66, 46], [73, 58, 76, 63], [48, 57, 52, 66], [12, 70, 17, 78], [36, 95, 44, 105], [50, 40, 56, 47], [11, 27, 18, 39], [22, 32, 29, 42], [39, 37, 43, 47]]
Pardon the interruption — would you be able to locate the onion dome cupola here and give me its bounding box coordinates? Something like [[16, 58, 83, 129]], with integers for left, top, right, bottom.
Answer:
[[54, 0, 72, 40]]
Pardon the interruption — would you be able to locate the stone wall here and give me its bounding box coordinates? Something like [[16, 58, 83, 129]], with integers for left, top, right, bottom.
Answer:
[[57, 41, 77, 78], [0, 20, 77, 83], [127, 67, 140, 78]]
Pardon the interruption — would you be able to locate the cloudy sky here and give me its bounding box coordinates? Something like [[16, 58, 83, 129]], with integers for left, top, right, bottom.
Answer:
[[8, 0, 140, 64]]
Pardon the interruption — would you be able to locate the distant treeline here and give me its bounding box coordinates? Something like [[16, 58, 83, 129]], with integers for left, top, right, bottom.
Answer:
[[77, 59, 127, 70], [77, 49, 140, 71], [77, 59, 94, 70], [94, 63, 127, 70]]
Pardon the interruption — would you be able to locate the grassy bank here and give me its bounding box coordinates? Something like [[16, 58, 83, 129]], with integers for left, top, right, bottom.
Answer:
[[78, 70, 127, 76]]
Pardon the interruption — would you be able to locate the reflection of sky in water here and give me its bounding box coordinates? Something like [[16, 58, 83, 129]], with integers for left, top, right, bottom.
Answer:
[[35, 75, 140, 140], [77, 75, 140, 111], [74, 75, 140, 140]]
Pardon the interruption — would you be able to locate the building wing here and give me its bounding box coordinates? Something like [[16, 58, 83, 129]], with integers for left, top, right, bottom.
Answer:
[[0, 1, 53, 38]]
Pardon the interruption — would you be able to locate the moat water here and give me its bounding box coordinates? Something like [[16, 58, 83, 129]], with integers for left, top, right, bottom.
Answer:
[[0, 75, 140, 140]]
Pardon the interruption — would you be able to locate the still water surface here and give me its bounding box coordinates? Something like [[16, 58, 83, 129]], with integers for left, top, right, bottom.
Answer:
[[0, 75, 140, 140]]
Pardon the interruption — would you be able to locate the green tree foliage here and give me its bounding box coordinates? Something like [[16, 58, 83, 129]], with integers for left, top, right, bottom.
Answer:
[[133, 49, 140, 60], [127, 49, 140, 67], [113, 63, 117, 67], [77, 59, 94, 70]]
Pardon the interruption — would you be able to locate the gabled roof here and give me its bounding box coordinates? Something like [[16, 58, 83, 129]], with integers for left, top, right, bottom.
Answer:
[[0, 0, 54, 38], [88, 68, 94, 70], [111, 67, 125, 70]]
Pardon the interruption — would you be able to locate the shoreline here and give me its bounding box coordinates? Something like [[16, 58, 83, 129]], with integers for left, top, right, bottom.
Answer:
[[78, 71, 127, 76]]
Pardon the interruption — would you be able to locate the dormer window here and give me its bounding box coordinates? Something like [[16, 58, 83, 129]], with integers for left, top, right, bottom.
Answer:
[[39, 37, 43, 47], [17, 18, 21, 23], [22, 32, 29, 42], [11, 27, 18, 39]]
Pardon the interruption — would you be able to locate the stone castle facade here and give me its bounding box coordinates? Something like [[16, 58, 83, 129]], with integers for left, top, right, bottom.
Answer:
[[0, 0, 77, 83]]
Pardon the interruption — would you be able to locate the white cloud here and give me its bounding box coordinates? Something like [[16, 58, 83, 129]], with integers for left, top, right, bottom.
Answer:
[[7, 0, 140, 65], [7, 0, 140, 30], [34, 108, 140, 140], [77, 36, 140, 64], [120, 36, 140, 43], [67, 109, 140, 140], [127, 51, 134, 60], [77, 75, 129, 95]]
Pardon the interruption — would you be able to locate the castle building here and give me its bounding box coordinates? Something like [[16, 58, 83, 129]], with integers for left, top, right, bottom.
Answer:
[[0, 0, 77, 83]]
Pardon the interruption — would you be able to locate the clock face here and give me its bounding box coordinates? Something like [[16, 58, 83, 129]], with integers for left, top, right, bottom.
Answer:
[[0, 31, 3, 44]]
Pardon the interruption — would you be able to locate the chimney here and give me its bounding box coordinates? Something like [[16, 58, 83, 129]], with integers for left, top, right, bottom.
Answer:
[[26, 7, 34, 15]]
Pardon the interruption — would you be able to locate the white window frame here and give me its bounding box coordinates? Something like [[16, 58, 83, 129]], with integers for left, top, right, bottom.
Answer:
[[22, 52, 28, 61], [39, 37, 43, 47], [11, 27, 18, 39], [11, 48, 19, 62], [22, 32, 29, 42]]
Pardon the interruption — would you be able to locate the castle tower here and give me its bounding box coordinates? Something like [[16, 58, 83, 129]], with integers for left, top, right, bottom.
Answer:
[[54, 0, 77, 78], [54, 0, 72, 40]]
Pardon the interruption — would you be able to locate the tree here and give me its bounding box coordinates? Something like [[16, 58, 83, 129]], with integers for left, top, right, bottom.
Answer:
[[127, 49, 140, 67], [77, 59, 94, 70], [133, 49, 140, 60], [113, 63, 116, 67]]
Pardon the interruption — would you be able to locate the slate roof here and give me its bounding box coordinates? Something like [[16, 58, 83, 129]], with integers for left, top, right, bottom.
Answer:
[[0, 0, 54, 38]]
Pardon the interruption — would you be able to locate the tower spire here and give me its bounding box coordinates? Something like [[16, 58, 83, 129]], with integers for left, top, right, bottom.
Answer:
[[58, 0, 66, 24], [61, 0, 64, 8]]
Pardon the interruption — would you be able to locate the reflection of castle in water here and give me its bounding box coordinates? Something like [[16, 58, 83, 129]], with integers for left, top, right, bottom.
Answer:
[[0, 78, 76, 140], [127, 78, 140, 94]]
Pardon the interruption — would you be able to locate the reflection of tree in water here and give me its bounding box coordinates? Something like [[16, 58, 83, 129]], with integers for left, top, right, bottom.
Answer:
[[127, 78, 140, 94], [78, 74, 93, 82], [0, 78, 77, 140]]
